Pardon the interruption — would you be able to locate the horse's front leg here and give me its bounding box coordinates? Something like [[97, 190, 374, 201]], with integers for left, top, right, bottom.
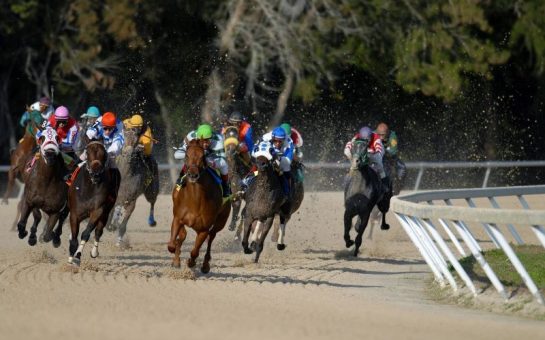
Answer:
[[228, 200, 241, 231], [241, 217, 254, 254], [51, 205, 69, 248], [17, 199, 33, 240], [40, 210, 58, 244], [188, 231, 208, 268], [28, 208, 42, 246], [255, 217, 274, 263], [68, 213, 81, 266], [91, 213, 109, 259], [172, 226, 187, 268], [148, 201, 157, 227], [168, 216, 182, 254], [277, 215, 289, 251], [116, 200, 136, 247], [344, 209, 355, 248], [354, 210, 371, 257], [377, 197, 391, 230]]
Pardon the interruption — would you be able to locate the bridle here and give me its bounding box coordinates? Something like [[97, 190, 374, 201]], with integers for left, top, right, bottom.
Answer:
[[86, 141, 108, 184], [185, 144, 206, 183]]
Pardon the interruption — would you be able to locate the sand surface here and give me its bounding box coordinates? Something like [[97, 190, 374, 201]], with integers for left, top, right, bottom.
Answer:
[[1, 192, 544, 339]]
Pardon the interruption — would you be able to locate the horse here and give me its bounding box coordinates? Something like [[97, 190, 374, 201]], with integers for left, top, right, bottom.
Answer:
[[241, 141, 287, 263], [168, 139, 231, 273], [107, 127, 159, 246], [16, 127, 69, 248], [67, 140, 121, 266], [270, 159, 305, 250], [344, 140, 391, 256], [2, 123, 41, 205], [222, 125, 251, 235]]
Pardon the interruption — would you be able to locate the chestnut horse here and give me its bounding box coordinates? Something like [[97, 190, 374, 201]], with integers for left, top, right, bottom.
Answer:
[[17, 127, 69, 247], [222, 125, 251, 235], [168, 139, 231, 273], [2, 125, 41, 204], [67, 141, 120, 266]]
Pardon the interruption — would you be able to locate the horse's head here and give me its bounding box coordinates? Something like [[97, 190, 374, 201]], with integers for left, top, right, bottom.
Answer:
[[253, 141, 275, 171], [351, 139, 369, 170], [223, 125, 240, 158], [123, 127, 140, 151], [86, 141, 108, 184], [38, 127, 60, 165], [185, 139, 205, 182]]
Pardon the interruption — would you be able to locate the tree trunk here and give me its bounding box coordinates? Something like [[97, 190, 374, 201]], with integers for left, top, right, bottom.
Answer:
[[154, 90, 178, 185], [201, 69, 223, 123], [269, 71, 294, 129], [0, 69, 17, 152]]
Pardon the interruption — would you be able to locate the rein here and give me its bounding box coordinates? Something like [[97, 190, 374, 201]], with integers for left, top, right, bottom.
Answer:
[[86, 141, 108, 184]]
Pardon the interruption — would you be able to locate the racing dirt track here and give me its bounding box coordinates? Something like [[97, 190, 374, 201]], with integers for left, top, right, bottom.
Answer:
[[1, 192, 544, 340]]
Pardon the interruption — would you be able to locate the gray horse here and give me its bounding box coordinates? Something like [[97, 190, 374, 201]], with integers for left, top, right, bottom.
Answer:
[[107, 128, 159, 246], [344, 140, 391, 256]]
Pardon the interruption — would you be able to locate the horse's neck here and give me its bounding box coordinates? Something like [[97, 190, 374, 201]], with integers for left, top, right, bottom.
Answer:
[[227, 155, 248, 178], [36, 155, 63, 179], [256, 166, 279, 189]]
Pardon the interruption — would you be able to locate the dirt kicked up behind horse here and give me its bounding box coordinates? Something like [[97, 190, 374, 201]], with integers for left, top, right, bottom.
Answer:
[[168, 140, 231, 274]]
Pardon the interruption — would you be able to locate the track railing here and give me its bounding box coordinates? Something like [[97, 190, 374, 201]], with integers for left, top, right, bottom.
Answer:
[[390, 185, 545, 304]]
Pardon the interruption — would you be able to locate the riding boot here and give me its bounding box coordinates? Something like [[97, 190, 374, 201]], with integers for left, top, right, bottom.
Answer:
[[221, 174, 231, 198], [281, 171, 292, 197]]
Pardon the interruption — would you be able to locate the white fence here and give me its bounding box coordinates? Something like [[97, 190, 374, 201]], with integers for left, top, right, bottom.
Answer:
[[391, 185, 545, 304]]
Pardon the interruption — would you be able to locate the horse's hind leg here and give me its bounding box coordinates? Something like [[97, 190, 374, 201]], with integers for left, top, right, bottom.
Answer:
[[68, 213, 80, 265], [202, 203, 231, 273], [91, 213, 109, 259], [73, 211, 101, 265], [277, 215, 290, 251], [377, 197, 391, 230], [354, 210, 371, 257], [147, 201, 157, 227], [201, 231, 217, 274], [2, 167, 16, 205], [343, 209, 355, 248], [188, 231, 208, 268], [255, 217, 274, 263], [28, 208, 41, 246], [228, 200, 241, 231], [235, 205, 245, 240]]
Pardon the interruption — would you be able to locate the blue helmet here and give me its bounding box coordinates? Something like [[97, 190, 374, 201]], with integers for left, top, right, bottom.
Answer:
[[358, 126, 372, 140], [272, 126, 287, 140]]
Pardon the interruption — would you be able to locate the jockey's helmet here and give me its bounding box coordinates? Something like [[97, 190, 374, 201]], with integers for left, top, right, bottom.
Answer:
[[102, 112, 117, 128], [280, 123, 291, 136], [358, 126, 372, 140], [128, 114, 144, 128], [228, 111, 243, 124], [272, 127, 286, 141], [82, 106, 101, 118], [196, 124, 213, 140], [54, 106, 69, 121]]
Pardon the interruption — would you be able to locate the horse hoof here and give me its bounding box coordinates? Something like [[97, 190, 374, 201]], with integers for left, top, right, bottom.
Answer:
[[249, 241, 256, 251], [277, 244, 286, 251], [201, 263, 210, 274], [71, 258, 81, 267], [243, 247, 253, 255], [187, 258, 196, 268], [381, 223, 390, 230], [52, 235, 61, 248], [171, 261, 181, 268], [28, 235, 37, 246], [90, 249, 99, 258], [167, 243, 176, 254], [345, 239, 354, 248], [148, 217, 157, 227], [18, 230, 28, 240]]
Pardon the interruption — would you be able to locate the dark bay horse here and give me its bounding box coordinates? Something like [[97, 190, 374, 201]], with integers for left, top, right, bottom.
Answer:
[[223, 125, 251, 234], [17, 127, 69, 247], [241, 141, 287, 263], [2, 124, 41, 204], [344, 140, 391, 256], [67, 141, 120, 266], [168, 140, 231, 273], [107, 128, 159, 246]]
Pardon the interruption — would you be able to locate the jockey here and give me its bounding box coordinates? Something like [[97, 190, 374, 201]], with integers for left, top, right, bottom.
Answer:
[[344, 126, 390, 190], [123, 113, 157, 178], [260, 126, 294, 195], [280, 123, 303, 161], [36, 106, 79, 167], [80, 106, 101, 129], [376, 122, 407, 191], [20, 96, 54, 128], [85, 111, 125, 158], [222, 111, 254, 163], [174, 124, 231, 197]]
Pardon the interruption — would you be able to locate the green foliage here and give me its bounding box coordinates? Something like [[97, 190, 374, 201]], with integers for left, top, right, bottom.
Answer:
[[510, 1, 545, 74]]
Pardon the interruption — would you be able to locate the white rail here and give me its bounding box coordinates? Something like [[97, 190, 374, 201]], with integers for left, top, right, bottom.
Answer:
[[391, 185, 545, 304]]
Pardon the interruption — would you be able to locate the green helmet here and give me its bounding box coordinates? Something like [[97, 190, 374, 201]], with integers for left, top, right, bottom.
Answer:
[[196, 124, 213, 139], [280, 123, 291, 136]]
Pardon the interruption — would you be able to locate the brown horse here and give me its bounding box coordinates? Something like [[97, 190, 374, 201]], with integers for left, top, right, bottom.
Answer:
[[2, 127, 40, 205], [17, 127, 69, 247], [222, 125, 251, 235], [67, 141, 120, 266], [168, 139, 231, 273]]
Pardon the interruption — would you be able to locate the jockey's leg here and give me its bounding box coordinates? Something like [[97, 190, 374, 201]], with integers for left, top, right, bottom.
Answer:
[[369, 152, 390, 193], [216, 157, 231, 198], [175, 164, 187, 188], [279, 157, 292, 196]]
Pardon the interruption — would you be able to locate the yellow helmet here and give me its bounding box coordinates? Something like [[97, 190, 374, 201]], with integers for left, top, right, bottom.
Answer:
[[128, 114, 144, 128]]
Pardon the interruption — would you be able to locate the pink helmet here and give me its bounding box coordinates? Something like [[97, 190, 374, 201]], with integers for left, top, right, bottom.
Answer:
[[54, 106, 69, 119]]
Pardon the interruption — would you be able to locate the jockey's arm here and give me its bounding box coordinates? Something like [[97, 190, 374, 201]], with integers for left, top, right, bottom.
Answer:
[[244, 126, 255, 152], [107, 134, 124, 157], [60, 125, 79, 152]]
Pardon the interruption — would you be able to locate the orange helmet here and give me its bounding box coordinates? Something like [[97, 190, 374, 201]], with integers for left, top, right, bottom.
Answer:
[[102, 112, 117, 127]]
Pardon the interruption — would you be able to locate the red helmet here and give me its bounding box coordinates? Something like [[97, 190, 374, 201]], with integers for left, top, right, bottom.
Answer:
[[102, 112, 117, 127]]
